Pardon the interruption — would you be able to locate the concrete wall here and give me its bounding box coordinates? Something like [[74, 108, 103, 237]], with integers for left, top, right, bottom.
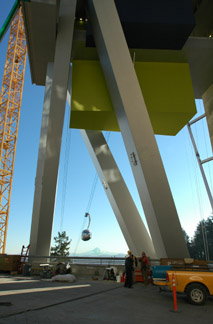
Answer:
[[30, 262, 126, 279]]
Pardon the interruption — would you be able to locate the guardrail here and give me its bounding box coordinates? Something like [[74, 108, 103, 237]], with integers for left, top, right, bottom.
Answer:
[[26, 256, 161, 266], [27, 256, 126, 266]]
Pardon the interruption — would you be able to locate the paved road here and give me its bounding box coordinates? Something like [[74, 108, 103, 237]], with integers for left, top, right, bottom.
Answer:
[[0, 275, 212, 323]]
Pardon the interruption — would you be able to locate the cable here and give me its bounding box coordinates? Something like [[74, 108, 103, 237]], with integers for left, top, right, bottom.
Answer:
[[195, 100, 212, 258], [198, 100, 213, 195], [184, 127, 197, 221], [73, 172, 98, 255], [60, 106, 72, 232], [86, 173, 99, 213], [187, 118, 209, 260], [186, 126, 202, 225], [73, 131, 111, 255]]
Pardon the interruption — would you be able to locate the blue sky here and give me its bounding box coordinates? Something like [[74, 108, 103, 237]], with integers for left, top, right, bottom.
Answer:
[[0, 1, 213, 256]]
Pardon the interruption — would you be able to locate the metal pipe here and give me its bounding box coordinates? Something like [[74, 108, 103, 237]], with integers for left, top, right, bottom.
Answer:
[[201, 157, 213, 164], [188, 113, 206, 126]]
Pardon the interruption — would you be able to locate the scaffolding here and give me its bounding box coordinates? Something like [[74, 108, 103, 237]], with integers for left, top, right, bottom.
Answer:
[[0, 8, 27, 253]]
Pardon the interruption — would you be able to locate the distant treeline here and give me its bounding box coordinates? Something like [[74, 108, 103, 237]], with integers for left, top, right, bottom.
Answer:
[[183, 216, 213, 261]]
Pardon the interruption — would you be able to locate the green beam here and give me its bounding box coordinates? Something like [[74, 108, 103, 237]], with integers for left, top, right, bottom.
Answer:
[[0, 0, 30, 42]]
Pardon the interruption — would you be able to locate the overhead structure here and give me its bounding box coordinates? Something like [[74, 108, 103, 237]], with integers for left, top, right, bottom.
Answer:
[[0, 8, 27, 254], [20, 0, 213, 258]]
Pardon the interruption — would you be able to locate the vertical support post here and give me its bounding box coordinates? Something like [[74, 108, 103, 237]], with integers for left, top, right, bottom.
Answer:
[[29, 62, 54, 256], [29, 0, 76, 257], [187, 123, 213, 212], [87, 0, 189, 258], [202, 85, 213, 153]]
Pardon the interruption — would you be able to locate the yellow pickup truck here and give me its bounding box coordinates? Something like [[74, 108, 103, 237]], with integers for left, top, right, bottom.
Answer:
[[153, 269, 213, 305]]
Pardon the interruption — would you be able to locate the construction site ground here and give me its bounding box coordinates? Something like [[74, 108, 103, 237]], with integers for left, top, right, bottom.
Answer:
[[0, 274, 212, 324]]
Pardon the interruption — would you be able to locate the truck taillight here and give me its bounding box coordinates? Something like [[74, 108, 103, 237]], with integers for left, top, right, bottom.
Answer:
[[166, 273, 169, 282]]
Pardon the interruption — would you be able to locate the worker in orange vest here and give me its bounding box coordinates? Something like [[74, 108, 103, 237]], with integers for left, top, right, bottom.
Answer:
[[139, 251, 150, 285]]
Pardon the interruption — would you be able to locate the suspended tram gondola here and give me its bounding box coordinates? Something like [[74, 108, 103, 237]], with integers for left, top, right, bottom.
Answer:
[[81, 212, 92, 241]]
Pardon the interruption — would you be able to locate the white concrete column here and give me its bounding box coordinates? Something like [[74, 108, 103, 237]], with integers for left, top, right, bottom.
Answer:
[[87, 0, 189, 258], [202, 84, 213, 153], [80, 130, 156, 258], [29, 62, 53, 257], [29, 0, 76, 257]]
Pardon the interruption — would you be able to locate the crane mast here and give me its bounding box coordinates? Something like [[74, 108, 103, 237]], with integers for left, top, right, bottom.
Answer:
[[0, 8, 27, 254]]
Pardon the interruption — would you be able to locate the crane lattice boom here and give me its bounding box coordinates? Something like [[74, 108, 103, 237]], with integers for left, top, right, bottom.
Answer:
[[0, 8, 27, 254]]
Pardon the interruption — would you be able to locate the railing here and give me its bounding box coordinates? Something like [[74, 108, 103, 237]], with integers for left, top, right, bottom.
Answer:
[[27, 255, 127, 266]]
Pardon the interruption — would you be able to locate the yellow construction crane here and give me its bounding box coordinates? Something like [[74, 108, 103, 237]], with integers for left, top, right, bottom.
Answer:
[[0, 6, 27, 254]]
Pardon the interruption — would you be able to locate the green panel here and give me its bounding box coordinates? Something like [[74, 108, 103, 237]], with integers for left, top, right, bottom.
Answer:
[[0, 0, 30, 42], [0, 0, 19, 42], [135, 62, 195, 114], [70, 111, 119, 132], [71, 60, 196, 135]]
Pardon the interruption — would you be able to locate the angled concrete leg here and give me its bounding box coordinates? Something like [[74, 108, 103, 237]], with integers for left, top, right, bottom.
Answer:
[[80, 130, 156, 258], [88, 0, 189, 258], [29, 0, 76, 257]]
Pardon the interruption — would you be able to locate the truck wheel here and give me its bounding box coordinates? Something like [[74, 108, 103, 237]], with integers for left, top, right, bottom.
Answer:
[[186, 284, 207, 305]]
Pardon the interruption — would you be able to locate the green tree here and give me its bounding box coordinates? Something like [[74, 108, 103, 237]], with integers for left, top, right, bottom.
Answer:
[[51, 231, 71, 256], [190, 220, 210, 260], [183, 216, 213, 261], [182, 228, 194, 257], [203, 216, 213, 260], [183, 229, 191, 249]]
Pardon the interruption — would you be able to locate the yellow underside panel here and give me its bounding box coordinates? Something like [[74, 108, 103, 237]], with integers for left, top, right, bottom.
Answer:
[[70, 60, 196, 135]]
